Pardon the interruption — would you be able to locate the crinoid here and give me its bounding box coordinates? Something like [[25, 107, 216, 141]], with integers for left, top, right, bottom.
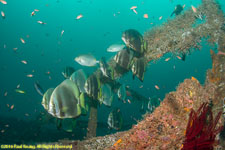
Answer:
[[181, 102, 223, 150]]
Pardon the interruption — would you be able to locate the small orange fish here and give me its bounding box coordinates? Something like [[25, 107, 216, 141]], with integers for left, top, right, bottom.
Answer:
[[10, 104, 14, 110], [46, 71, 50, 75], [0, 0, 7, 5], [165, 58, 170, 61], [155, 85, 160, 90], [191, 76, 197, 81], [1, 11, 5, 19], [130, 6, 137, 10], [191, 5, 197, 13], [159, 16, 162, 20], [157, 54, 162, 58], [128, 99, 131, 104], [31, 11, 35, 16], [183, 4, 186, 8], [113, 139, 122, 147], [34, 9, 39, 12], [26, 74, 33, 78], [21, 60, 27, 64], [20, 38, 25, 44], [13, 47, 18, 51], [176, 56, 181, 59], [76, 14, 83, 20], [143, 14, 148, 18], [4, 92, 7, 96]]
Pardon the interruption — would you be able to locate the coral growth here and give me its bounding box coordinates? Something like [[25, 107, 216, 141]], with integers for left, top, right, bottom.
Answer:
[[181, 102, 223, 150]]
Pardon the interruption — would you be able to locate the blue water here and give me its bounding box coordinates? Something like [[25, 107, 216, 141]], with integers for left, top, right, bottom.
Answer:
[[0, 0, 224, 143]]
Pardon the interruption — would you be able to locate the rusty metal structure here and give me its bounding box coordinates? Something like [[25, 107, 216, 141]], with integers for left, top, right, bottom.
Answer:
[[39, 0, 225, 149]]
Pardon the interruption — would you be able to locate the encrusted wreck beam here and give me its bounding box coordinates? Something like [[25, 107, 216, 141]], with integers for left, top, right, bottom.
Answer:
[[38, 0, 225, 149]]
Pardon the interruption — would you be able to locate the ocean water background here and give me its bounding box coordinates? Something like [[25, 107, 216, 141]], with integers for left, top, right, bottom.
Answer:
[[0, 0, 225, 142]]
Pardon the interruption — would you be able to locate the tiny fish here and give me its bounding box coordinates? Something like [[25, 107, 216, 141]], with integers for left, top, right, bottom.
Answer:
[[113, 139, 122, 147], [76, 14, 83, 20], [139, 85, 143, 88], [37, 21, 46, 25], [61, 30, 64, 37], [159, 16, 163, 20], [15, 89, 25, 94], [21, 60, 27, 64], [130, 6, 137, 10], [183, 4, 186, 8], [128, 99, 131, 104], [132, 9, 137, 14], [13, 48, 18, 51], [34, 9, 39, 12], [1, 11, 5, 19], [4, 44, 6, 48], [5, 124, 9, 127], [4, 92, 7, 96], [31, 11, 35, 16], [191, 76, 197, 81], [20, 38, 25, 44], [10, 104, 14, 110], [25, 113, 29, 116], [16, 84, 20, 88], [176, 56, 181, 59], [1, 130, 5, 133], [34, 81, 44, 96], [155, 85, 160, 90], [165, 58, 170, 61], [191, 5, 197, 13], [143, 14, 148, 18], [7, 104, 9, 107], [26, 74, 33, 78], [0, 0, 7, 5]]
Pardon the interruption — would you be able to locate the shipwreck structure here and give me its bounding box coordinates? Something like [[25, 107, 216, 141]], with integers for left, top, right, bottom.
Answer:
[[40, 0, 225, 149]]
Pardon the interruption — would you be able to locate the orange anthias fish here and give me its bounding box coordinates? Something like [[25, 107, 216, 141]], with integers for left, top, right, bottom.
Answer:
[[176, 56, 182, 60], [0, 0, 7, 5], [76, 14, 83, 20], [130, 6, 137, 10], [113, 139, 122, 147], [31, 11, 35, 16], [191, 5, 197, 13], [1, 11, 5, 19], [165, 58, 170, 61], [191, 76, 197, 81], [26, 74, 34, 78], [155, 85, 160, 90], [20, 38, 25, 44], [143, 14, 148, 18], [159, 16, 163, 20], [21, 60, 27, 64]]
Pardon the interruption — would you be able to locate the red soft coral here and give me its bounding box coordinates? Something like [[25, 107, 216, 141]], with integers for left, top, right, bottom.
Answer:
[[182, 102, 223, 150]]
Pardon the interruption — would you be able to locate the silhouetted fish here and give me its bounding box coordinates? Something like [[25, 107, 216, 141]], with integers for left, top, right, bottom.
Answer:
[[34, 81, 44, 96]]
